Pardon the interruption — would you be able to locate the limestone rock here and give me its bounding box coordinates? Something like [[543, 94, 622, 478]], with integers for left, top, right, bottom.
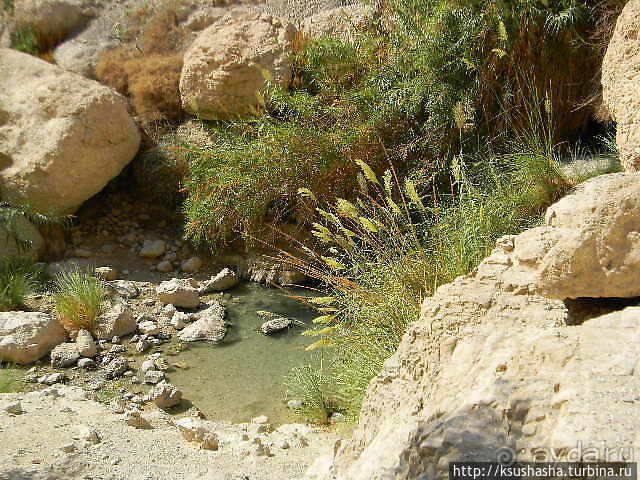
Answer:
[[180, 14, 296, 120], [139, 240, 166, 258], [310, 173, 640, 480], [75, 329, 97, 358], [104, 356, 128, 380], [50, 343, 79, 368], [138, 321, 160, 336], [0, 49, 140, 215], [170, 311, 189, 330], [178, 302, 226, 342], [302, 4, 374, 42], [94, 266, 118, 281], [260, 317, 292, 335], [93, 303, 136, 340], [0, 311, 66, 364], [151, 383, 182, 409], [157, 278, 200, 309], [199, 268, 239, 293], [530, 173, 640, 299], [144, 370, 165, 384], [602, 0, 640, 171]]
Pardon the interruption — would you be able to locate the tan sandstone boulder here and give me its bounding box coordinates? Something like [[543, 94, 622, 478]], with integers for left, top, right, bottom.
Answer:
[[179, 14, 296, 120], [0, 49, 140, 215], [309, 173, 640, 479], [0, 312, 67, 364], [602, 0, 640, 171]]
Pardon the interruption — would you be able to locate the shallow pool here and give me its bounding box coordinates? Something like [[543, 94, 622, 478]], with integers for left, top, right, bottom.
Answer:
[[165, 282, 319, 424]]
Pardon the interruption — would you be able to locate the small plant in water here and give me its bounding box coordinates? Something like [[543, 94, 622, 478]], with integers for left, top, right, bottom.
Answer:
[[54, 270, 106, 335]]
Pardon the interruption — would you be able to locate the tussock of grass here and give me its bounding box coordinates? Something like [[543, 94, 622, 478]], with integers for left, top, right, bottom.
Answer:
[[284, 361, 339, 424], [0, 259, 42, 311], [54, 270, 105, 335]]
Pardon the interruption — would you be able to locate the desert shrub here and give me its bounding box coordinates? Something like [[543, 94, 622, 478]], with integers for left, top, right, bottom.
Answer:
[[54, 270, 105, 335], [96, 49, 183, 124], [0, 259, 42, 311]]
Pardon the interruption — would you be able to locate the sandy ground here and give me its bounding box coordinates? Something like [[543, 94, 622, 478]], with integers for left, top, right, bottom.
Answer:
[[0, 386, 339, 480]]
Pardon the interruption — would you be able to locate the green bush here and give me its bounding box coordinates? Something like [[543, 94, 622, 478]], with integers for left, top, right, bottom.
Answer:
[[0, 259, 42, 311], [54, 270, 106, 335], [181, 0, 600, 250]]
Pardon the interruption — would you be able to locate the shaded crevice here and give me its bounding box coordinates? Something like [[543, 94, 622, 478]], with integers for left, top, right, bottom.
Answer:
[[564, 297, 640, 325]]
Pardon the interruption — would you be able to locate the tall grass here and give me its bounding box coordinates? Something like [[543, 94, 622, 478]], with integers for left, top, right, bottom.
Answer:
[[283, 109, 619, 422], [54, 270, 106, 335], [0, 259, 42, 311]]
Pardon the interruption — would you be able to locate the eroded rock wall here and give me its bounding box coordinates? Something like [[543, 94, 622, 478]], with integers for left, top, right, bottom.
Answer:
[[308, 173, 640, 479]]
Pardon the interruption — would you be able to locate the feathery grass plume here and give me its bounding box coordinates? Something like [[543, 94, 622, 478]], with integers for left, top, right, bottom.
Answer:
[[0, 259, 43, 311], [54, 270, 106, 335]]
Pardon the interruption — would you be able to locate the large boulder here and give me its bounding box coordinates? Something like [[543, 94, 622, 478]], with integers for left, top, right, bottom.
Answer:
[[0, 312, 66, 364], [179, 14, 296, 120], [602, 0, 640, 171], [178, 302, 226, 342], [309, 173, 640, 479], [0, 49, 140, 215]]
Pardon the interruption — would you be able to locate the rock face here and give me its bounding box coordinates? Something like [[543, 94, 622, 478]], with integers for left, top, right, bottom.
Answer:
[[178, 302, 226, 342], [93, 303, 136, 340], [311, 173, 640, 479], [157, 278, 200, 309], [602, 0, 640, 171], [533, 174, 640, 299], [0, 49, 140, 215], [301, 4, 373, 42], [0, 312, 66, 364], [180, 14, 296, 120]]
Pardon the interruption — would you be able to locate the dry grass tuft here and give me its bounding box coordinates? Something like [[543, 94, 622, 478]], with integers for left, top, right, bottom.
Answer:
[[96, 49, 183, 124], [54, 270, 105, 336]]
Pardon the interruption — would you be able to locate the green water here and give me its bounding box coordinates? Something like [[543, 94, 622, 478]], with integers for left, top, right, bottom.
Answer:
[[165, 282, 318, 424]]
